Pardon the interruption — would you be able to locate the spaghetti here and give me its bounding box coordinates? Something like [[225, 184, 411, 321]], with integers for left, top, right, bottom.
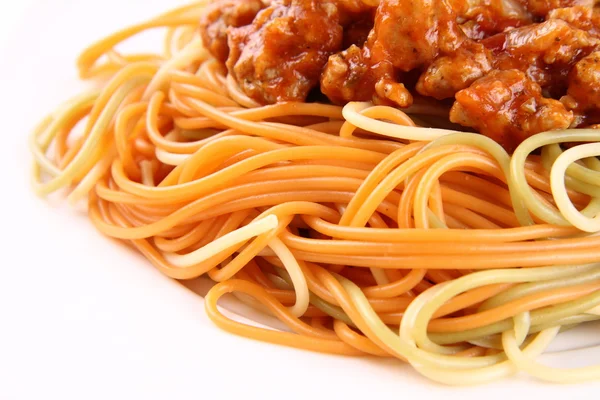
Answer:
[[30, 1, 600, 385]]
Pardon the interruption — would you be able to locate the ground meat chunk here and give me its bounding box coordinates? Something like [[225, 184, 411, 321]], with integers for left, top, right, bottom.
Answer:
[[374, 78, 414, 107], [450, 69, 574, 152], [199, 0, 265, 62], [320, 43, 413, 106], [322, 0, 467, 107], [483, 19, 599, 94], [548, 6, 600, 37], [226, 0, 343, 104], [320, 45, 380, 104], [561, 51, 600, 112], [371, 0, 467, 72], [499, 19, 597, 66], [518, 0, 593, 16], [337, 0, 375, 14], [459, 0, 533, 40], [417, 42, 493, 99]]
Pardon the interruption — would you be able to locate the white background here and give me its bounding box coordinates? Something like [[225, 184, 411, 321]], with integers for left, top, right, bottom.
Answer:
[[1, 1, 600, 398]]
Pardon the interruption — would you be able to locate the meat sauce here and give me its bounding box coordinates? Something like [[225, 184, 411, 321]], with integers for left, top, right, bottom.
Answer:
[[200, 0, 600, 151]]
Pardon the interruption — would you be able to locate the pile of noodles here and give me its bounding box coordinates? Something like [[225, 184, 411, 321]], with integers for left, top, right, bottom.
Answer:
[[29, 1, 600, 385]]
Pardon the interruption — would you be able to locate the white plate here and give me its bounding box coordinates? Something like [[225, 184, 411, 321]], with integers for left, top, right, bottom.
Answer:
[[2, 1, 600, 398]]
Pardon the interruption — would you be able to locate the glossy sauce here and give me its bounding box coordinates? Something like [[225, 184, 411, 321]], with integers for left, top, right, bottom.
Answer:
[[200, 0, 600, 151]]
